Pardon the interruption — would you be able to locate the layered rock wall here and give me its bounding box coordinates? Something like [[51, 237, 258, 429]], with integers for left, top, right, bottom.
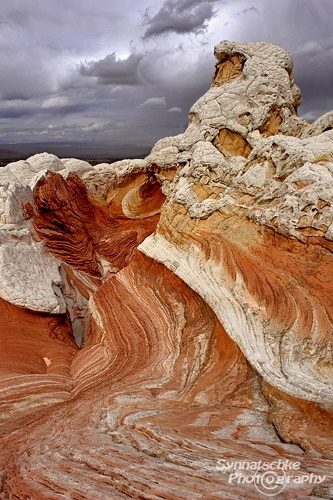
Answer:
[[0, 41, 333, 499]]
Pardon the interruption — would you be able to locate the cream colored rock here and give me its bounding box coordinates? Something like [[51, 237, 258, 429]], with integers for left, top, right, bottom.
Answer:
[[60, 158, 92, 178], [138, 41, 333, 408], [80, 158, 149, 202], [27, 152, 64, 173], [0, 241, 65, 313], [141, 42, 333, 245], [1, 41, 333, 498], [3, 154, 64, 188], [139, 233, 333, 405], [0, 153, 159, 319], [2, 41, 333, 409], [0, 182, 32, 225], [0, 156, 69, 314]]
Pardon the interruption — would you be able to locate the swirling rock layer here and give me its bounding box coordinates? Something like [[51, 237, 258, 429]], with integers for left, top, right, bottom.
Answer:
[[0, 41, 333, 498]]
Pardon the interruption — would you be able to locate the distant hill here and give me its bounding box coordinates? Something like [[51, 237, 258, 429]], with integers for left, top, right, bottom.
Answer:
[[0, 147, 25, 160], [0, 142, 151, 162], [0, 148, 25, 167]]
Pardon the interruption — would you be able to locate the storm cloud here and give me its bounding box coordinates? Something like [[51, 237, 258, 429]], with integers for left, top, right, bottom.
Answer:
[[0, 0, 333, 152], [80, 52, 144, 85], [142, 0, 219, 38]]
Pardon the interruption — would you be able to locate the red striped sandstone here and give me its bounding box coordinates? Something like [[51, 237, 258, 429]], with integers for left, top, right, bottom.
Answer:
[[0, 41, 333, 498]]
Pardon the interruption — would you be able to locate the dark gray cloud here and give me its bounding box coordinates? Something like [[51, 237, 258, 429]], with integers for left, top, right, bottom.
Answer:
[[1, 0, 333, 150], [80, 53, 144, 85], [292, 38, 333, 121], [142, 0, 219, 38]]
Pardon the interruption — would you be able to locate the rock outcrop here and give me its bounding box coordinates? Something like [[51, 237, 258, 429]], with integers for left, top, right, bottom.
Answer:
[[0, 41, 333, 499]]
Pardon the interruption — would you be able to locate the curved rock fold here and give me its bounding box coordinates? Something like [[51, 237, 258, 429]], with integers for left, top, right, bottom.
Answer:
[[0, 41, 333, 499]]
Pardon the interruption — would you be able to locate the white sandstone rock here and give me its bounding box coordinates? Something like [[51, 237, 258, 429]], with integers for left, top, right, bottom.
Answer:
[[0, 241, 66, 314]]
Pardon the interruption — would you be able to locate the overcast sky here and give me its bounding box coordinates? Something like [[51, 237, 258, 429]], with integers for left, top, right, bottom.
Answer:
[[1, 0, 333, 150]]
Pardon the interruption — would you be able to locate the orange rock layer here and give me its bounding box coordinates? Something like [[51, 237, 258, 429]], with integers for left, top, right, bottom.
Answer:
[[1, 40, 333, 499], [2, 253, 332, 499], [32, 171, 161, 276]]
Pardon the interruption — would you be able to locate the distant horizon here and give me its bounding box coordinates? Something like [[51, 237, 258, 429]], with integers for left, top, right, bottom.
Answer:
[[0, 140, 152, 162]]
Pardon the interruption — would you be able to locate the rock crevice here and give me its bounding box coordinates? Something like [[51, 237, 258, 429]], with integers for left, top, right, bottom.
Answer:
[[0, 41, 333, 499]]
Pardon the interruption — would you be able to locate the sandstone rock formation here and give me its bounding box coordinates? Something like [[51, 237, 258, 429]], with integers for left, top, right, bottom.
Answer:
[[0, 41, 333, 499]]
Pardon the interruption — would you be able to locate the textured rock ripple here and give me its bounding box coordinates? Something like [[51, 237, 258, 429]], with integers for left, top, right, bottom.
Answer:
[[0, 41, 333, 499]]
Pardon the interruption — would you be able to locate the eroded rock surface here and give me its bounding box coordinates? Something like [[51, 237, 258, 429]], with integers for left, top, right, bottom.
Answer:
[[0, 41, 333, 499]]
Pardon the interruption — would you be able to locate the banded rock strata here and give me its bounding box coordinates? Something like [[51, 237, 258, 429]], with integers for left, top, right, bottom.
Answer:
[[0, 41, 333, 499]]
